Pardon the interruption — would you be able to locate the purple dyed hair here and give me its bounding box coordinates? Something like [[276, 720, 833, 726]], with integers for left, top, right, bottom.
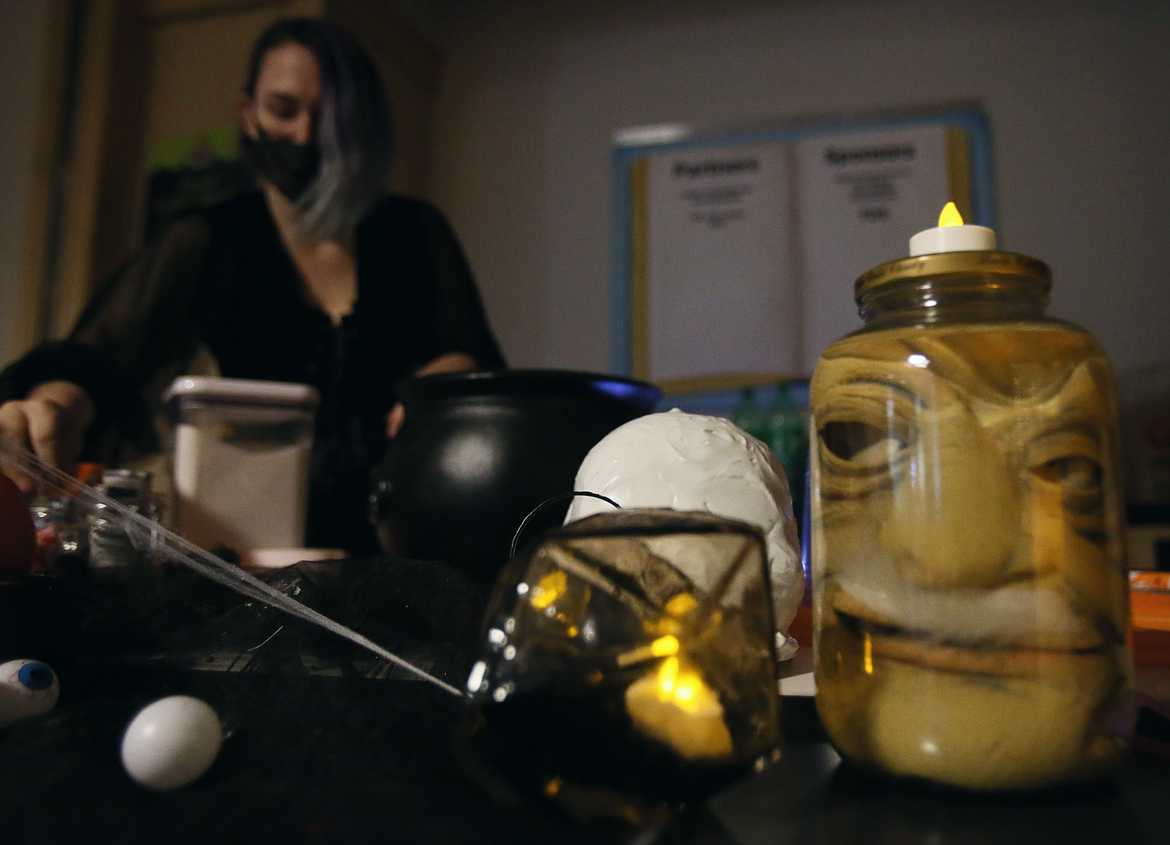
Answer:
[[244, 17, 394, 240]]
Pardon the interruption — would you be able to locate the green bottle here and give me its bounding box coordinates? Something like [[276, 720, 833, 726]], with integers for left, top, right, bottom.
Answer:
[[767, 382, 807, 515], [732, 387, 768, 442]]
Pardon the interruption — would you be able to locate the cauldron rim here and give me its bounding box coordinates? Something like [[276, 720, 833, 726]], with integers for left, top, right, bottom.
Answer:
[[396, 368, 662, 409]]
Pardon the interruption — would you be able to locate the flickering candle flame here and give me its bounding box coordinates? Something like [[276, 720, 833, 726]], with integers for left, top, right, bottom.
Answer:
[[938, 201, 964, 228], [616, 634, 681, 667], [624, 652, 734, 758], [909, 202, 996, 256]]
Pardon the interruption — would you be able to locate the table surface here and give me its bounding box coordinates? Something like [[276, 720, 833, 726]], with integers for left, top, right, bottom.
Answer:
[[2, 558, 1168, 845]]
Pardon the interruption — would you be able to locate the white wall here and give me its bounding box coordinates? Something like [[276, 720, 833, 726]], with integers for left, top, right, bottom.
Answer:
[[0, 0, 52, 366], [427, 0, 1170, 376], [5, 0, 1168, 376]]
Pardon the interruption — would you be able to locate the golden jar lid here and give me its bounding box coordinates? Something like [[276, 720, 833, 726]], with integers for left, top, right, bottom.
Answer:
[[854, 250, 1052, 303]]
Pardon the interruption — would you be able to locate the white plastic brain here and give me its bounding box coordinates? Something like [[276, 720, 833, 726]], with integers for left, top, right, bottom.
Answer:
[[564, 409, 804, 636]]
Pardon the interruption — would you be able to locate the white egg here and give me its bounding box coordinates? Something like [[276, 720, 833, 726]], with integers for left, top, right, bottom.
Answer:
[[121, 695, 222, 790], [565, 409, 804, 635], [0, 659, 60, 727]]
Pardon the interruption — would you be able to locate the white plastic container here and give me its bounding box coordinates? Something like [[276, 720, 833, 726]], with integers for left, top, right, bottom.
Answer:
[[164, 377, 319, 553]]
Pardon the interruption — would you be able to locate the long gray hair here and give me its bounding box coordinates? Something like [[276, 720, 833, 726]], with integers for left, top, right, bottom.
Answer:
[[244, 18, 394, 241]]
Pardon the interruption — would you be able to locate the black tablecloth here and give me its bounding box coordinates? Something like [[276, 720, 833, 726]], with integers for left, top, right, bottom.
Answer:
[[2, 559, 1169, 844]]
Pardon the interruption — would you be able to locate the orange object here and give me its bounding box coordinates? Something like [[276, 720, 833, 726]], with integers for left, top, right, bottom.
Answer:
[[1131, 585, 1170, 667], [1132, 588, 1170, 632], [789, 604, 813, 649], [1131, 570, 1170, 593], [0, 471, 37, 576], [72, 463, 104, 485]]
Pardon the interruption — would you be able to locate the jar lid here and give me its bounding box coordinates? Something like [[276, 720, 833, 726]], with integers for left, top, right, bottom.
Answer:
[[854, 250, 1052, 303]]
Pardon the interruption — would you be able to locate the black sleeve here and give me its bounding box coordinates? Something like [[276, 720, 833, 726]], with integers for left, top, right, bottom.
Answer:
[[416, 203, 506, 371], [69, 213, 212, 387], [0, 214, 213, 459], [0, 341, 155, 458]]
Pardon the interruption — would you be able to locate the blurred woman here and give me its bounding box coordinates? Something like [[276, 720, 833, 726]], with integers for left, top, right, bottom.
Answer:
[[0, 17, 505, 553]]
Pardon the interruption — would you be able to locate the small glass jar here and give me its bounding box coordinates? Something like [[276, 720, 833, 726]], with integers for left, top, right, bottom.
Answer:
[[809, 249, 1135, 791]]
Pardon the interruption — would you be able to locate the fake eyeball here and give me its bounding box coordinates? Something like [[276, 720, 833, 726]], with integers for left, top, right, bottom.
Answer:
[[0, 659, 60, 727], [121, 695, 222, 790], [565, 409, 803, 634]]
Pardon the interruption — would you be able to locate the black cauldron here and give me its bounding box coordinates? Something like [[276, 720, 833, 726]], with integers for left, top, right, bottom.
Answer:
[[371, 370, 661, 582]]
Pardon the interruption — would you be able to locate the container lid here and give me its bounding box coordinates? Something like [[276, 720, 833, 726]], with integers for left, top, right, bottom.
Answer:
[[854, 250, 1052, 302], [163, 376, 319, 409]]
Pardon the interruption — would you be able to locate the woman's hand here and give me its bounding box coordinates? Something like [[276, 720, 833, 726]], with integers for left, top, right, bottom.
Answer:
[[0, 381, 95, 492], [385, 352, 479, 438]]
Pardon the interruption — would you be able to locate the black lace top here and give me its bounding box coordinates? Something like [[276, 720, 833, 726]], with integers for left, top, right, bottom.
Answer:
[[0, 191, 505, 553]]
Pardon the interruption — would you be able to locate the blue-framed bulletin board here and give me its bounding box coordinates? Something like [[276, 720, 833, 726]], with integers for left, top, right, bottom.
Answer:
[[611, 105, 995, 406]]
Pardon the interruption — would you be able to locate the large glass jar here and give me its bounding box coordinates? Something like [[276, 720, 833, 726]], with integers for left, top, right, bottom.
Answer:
[[809, 249, 1135, 791]]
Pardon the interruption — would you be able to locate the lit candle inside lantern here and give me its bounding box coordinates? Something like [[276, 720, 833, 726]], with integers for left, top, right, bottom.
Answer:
[[909, 202, 996, 256]]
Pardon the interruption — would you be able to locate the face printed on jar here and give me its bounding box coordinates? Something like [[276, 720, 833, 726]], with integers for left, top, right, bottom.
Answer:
[[812, 327, 1127, 652], [809, 326, 1132, 789]]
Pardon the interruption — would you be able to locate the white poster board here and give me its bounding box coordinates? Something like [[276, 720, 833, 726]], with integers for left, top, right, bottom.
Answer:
[[624, 116, 983, 393], [794, 125, 960, 366], [644, 144, 796, 383]]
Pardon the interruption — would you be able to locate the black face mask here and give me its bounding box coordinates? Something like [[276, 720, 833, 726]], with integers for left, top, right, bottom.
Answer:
[[240, 125, 321, 202]]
